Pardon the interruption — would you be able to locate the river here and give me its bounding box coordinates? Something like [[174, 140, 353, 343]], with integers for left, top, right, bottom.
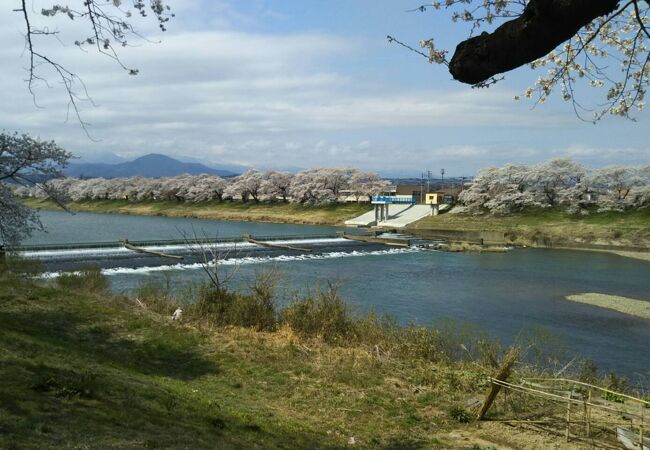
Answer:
[[25, 210, 650, 377]]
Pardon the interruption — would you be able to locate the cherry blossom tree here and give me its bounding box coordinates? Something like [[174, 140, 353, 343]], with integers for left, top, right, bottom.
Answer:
[[590, 165, 644, 200], [349, 171, 392, 202], [0, 132, 71, 245], [185, 175, 228, 203], [239, 170, 264, 203], [394, 0, 649, 121], [321, 168, 355, 199], [288, 168, 355, 205], [457, 164, 537, 214], [223, 170, 263, 203], [16, 161, 649, 215], [261, 171, 294, 203], [527, 159, 586, 207], [588, 165, 650, 211], [627, 180, 650, 208], [456, 158, 649, 214], [287, 169, 325, 204], [28, 168, 382, 206], [224, 176, 247, 203], [290, 169, 339, 204]]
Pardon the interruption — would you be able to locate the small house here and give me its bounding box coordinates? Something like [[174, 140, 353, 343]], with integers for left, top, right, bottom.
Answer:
[[424, 192, 446, 205]]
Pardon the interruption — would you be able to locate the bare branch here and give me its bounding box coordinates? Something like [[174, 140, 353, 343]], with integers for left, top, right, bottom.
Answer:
[[16, 0, 174, 134]]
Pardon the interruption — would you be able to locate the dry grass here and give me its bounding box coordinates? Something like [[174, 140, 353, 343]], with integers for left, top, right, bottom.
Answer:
[[0, 271, 524, 449], [1, 263, 637, 449], [23, 198, 371, 225]]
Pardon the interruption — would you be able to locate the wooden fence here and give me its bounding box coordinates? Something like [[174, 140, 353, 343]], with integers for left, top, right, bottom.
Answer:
[[479, 376, 649, 449]]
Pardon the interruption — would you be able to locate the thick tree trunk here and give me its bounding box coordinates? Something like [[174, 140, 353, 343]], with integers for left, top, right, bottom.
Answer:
[[449, 0, 621, 84]]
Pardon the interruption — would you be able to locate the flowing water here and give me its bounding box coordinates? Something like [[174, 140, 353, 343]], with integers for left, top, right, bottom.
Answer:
[[24, 210, 650, 376]]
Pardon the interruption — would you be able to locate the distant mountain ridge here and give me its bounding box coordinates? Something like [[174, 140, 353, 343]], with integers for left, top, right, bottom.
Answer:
[[65, 154, 238, 178]]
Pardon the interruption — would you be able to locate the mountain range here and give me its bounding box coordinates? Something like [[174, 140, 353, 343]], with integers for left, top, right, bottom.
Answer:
[[65, 154, 239, 178]]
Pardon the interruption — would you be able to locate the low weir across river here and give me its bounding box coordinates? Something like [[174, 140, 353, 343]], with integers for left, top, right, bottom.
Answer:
[[14, 233, 344, 253], [18, 233, 396, 273]]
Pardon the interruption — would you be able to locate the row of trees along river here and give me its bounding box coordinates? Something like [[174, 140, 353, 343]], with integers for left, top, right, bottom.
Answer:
[[14, 158, 650, 214]]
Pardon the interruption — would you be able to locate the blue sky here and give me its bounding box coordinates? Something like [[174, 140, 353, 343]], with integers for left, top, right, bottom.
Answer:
[[1, 0, 648, 176]]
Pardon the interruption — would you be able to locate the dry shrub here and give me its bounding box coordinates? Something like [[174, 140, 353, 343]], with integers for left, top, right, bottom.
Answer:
[[57, 265, 108, 293], [135, 280, 178, 315], [190, 270, 278, 332], [280, 284, 352, 343], [0, 254, 43, 277]]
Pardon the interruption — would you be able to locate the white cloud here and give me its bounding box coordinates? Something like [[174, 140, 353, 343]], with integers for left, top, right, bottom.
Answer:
[[1, 1, 647, 175], [557, 145, 650, 166]]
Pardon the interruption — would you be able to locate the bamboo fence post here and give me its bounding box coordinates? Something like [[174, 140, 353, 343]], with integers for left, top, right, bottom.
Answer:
[[640, 406, 645, 450], [476, 347, 519, 421], [583, 394, 588, 438], [586, 388, 592, 438], [566, 390, 572, 442]]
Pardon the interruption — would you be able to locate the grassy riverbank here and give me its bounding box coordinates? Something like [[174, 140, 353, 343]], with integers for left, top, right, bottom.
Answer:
[[0, 263, 608, 449], [410, 209, 650, 250], [23, 198, 371, 226], [23, 198, 650, 249]]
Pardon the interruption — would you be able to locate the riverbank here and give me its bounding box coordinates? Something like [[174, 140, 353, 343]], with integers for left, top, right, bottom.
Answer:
[[23, 199, 650, 254], [609, 250, 650, 262], [409, 209, 650, 251], [1, 264, 608, 449], [23, 198, 371, 226]]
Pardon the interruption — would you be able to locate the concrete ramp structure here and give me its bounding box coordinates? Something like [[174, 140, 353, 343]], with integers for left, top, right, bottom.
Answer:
[[345, 195, 444, 228], [381, 205, 434, 228], [344, 204, 413, 227]]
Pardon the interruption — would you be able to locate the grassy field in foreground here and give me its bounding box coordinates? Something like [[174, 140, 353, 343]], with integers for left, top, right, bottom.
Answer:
[[410, 209, 650, 249], [22, 198, 372, 226], [0, 265, 599, 449]]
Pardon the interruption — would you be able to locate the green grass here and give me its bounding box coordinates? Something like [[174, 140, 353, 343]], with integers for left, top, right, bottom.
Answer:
[[412, 208, 650, 230], [410, 208, 650, 248], [2, 262, 642, 448], [22, 198, 372, 226], [0, 269, 508, 449]]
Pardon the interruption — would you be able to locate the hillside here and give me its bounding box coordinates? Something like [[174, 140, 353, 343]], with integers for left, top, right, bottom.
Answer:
[[0, 266, 593, 449], [65, 154, 237, 178]]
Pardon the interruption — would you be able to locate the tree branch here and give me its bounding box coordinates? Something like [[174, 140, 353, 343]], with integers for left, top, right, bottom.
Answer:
[[449, 0, 622, 84], [15, 0, 173, 134]]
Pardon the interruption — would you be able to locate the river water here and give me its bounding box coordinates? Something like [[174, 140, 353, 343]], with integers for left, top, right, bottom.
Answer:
[[25, 210, 650, 377]]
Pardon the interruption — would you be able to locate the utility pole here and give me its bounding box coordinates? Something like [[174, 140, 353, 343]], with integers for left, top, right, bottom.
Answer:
[[419, 172, 424, 204], [427, 170, 431, 193], [441, 168, 446, 188]]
